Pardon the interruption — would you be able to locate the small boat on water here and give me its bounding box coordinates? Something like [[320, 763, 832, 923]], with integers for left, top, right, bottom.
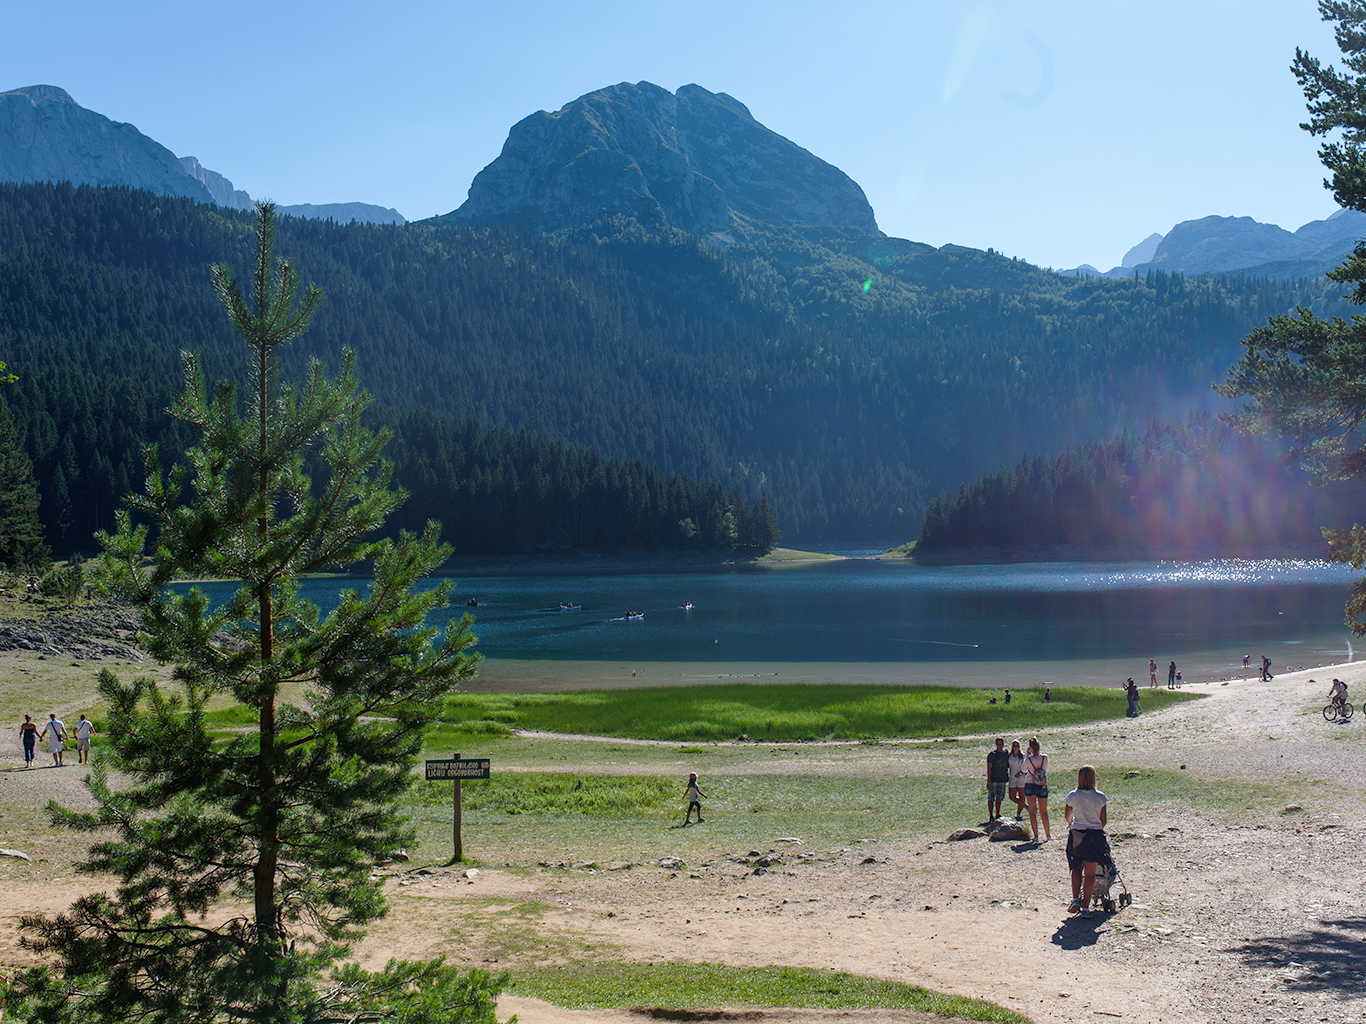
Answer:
[[680, 600, 694, 610], [621, 610, 645, 621], [557, 602, 577, 611], [466, 598, 478, 607]]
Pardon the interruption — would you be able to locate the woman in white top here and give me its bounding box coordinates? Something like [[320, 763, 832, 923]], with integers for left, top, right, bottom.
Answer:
[[1021, 736, 1051, 842], [1064, 765, 1108, 917], [1006, 740, 1026, 820]]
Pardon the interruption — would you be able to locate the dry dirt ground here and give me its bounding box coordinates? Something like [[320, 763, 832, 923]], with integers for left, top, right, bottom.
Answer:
[[0, 661, 1362, 1024]]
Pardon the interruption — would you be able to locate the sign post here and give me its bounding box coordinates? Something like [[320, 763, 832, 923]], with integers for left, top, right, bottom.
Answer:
[[425, 753, 491, 862]]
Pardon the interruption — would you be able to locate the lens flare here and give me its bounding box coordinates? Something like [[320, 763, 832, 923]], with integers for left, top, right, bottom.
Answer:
[[862, 278, 872, 293]]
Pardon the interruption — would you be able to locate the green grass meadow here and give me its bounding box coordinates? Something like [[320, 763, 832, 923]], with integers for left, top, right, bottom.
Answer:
[[510, 963, 1030, 1022], [435, 683, 1200, 743]]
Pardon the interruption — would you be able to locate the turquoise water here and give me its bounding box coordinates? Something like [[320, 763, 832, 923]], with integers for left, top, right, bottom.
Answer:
[[186, 558, 1359, 668]]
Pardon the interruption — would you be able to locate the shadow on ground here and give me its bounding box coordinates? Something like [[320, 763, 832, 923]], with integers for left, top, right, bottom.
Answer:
[[1231, 917, 1366, 999]]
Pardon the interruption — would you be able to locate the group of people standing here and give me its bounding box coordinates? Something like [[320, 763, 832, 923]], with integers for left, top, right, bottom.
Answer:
[[986, 736, 1112, 917], [18, 712, 93, 767], [985, 736, 1051, 842]]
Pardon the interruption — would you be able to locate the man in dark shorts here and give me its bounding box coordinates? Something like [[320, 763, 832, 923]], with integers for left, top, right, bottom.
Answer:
[[985, 737, 1011, 821]]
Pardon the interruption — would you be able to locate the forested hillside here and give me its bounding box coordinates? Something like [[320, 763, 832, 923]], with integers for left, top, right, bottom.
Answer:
[[0, 182, 1348, 552], [913, 416, 1366, 556]]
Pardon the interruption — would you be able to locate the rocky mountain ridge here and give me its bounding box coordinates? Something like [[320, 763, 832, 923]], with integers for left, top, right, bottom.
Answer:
[[0, 84, 405, 225], [1066, 209, 1366, 281], [451, 81, 880, 237]]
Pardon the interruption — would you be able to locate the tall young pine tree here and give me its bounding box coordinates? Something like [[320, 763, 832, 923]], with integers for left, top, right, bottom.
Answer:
[[9, 203, 501, 1024]]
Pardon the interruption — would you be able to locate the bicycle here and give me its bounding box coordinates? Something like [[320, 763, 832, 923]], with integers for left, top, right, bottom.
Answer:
[[1323, 700, 1355, 722]]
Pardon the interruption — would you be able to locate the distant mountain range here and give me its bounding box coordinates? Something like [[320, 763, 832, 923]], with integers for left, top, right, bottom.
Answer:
[[1064, 208, 1366, 281], [0, 85, 406, 225]]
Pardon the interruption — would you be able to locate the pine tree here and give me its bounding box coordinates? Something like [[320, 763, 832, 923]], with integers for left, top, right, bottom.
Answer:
[[8, 203, 501, 1024], [0, 393, 50, 570]]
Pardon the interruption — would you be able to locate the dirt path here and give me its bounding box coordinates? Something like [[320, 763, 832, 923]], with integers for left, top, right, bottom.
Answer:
[[0, 664, 1361, 1024], [361, 665, 1366, 1024]]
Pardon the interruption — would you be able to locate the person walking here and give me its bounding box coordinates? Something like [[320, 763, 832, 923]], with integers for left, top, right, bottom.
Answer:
[[74, 714, 95, 765], [1065, 765, 1109, 918], [1022, 736, 1051, 843], [1148, 659, 1158, 688], [683, 772, 707, 824], [18, 715, 38, 768], [40, 713, 65, 766], [985, 737, 1010, 821]]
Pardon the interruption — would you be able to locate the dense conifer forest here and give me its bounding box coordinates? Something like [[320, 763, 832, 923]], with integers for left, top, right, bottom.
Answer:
[[0, 182, 1350, 554], [913, 416, 1366, 556]]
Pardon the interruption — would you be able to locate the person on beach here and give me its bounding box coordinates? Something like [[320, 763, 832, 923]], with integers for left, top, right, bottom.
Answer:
[[1022, 737, 1051, 842], [18, 715, 38, 768], [683, 772, 707, 824], [1174, 670, 1181, 688], [1007, 739, 1026, 820], [74, 714, 95, 764], [985, 737, 1010, 821], [1243, 653, 1251, 673], [1167, 661, 1177, 689], [40, 713, 65, 766], [1065, 765, 1109, 917], [1261, 655, 1272, 682], [1148, 659, 1158, 688]]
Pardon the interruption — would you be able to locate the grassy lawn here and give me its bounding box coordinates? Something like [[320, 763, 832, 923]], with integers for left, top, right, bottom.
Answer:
[[510, 963, 1030, 1022], [435, 683, 1201, 743]]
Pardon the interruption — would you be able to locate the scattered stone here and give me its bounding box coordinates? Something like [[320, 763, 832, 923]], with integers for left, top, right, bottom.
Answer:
[[389, 850, 410, 862], [752, 866, 767, 876], [755, 855, 783, 868], [462, 868, 479, 879], [605, 860, 633, 871], [990, 821, 1028, 842], [948, 828, 987, 841], [1125, 770, 1141, 778], [571, 860, 599, 870], [658, 856, 686, 870], [0, 849, 30, 861], [1283, 805, 1303, 813]]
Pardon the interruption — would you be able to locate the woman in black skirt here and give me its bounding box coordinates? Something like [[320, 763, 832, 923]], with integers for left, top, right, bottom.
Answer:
[[1064, 765, 1108, 917]]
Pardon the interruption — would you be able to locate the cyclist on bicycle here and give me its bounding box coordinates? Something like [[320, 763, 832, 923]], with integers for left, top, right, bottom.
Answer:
[[1328, 678, 1349, 709]]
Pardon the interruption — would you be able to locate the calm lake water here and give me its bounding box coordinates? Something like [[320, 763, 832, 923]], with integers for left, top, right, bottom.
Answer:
[[190, 558, 1360, 674]]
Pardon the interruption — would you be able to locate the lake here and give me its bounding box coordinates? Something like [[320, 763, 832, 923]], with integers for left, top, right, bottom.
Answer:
[[186, 558, 1361, 691]]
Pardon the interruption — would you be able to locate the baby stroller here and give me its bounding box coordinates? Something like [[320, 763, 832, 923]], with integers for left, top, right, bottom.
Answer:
[[1091, 834, 1131, 913]]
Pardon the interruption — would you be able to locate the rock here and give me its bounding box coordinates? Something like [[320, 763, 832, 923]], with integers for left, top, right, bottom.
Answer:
[[755, 855, 782, 868], [861, 856, 877, 864], [452, 81, 880, 237], [989, 822, 1028, 842], [0, 848, 30, 860], [1124, 770, 1141, 778], [462, 868, 479, 879], [571, 860, 599, 870], [605, 860, 633, 871], [948, 828, 987, 841], [658, 856, 685, 869], [389, 850, 410, 862]]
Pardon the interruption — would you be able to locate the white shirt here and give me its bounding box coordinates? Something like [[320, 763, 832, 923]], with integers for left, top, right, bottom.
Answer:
[[76, 719, 93, 739], [1066, 788, 1107, 830]]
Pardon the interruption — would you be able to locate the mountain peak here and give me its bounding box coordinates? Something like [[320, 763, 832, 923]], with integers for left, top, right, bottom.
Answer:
[[453, 81, 880, 237], [0, 85, 78, 106]]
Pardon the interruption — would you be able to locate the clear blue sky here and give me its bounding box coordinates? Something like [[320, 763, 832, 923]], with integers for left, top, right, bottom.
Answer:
[[2, 0, 1346, 270]]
